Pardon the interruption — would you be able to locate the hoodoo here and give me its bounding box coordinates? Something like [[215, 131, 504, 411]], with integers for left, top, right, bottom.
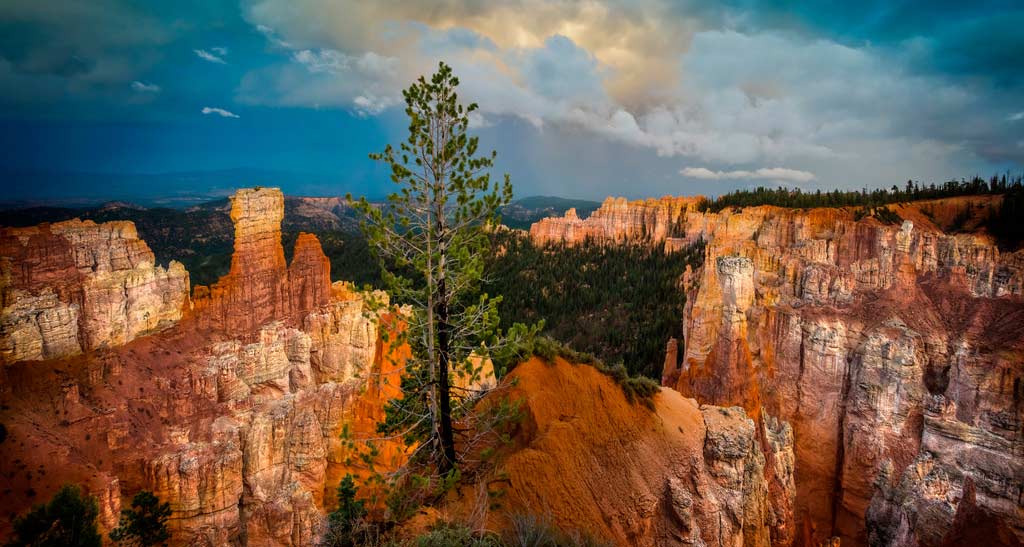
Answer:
[[0, 188, 404, 545], [190, 187, 333, 337]]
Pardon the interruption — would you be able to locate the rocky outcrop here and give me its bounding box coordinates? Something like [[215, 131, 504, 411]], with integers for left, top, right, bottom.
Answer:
[[0, 188, 406, 546], [0, 219, 189, 363], [445, 357, 796, 547], [530, 196, 705, 245], [191, 188, 333, 337], [661, 197, 1024, 546]]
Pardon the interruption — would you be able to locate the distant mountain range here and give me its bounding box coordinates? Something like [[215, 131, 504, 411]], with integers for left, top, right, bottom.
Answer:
[[500, 195, 600, 229], [0, 169, 601, 220], [0, 168, 387, 208]]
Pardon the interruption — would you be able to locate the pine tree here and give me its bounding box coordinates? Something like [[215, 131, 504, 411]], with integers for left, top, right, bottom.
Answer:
[[322, 474, 367, 547], [109, 491, 171, 546], [350, 61, 513, 476], [6, 484, 102, 547]]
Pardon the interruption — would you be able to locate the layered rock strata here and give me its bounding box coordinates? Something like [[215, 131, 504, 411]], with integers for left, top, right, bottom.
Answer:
[[0, 219, 189, 363], [530, 196, 705, 245], [535, 194, 1023, 545], [0, 188, 405, 546], [650, 198, 1023, 546], [191, 188, 332, 337], [1, 186, 796, 547]]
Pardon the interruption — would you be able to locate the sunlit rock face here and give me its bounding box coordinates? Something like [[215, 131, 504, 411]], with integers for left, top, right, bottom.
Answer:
[[531, 195, 1023, 545], [659, 198, 1024, 546], [439, 357, 796, 547], [530, 196, 706, 245], [190, 188, 333, 337], [0, 219, 190, 363], [0, 188, 405, 546]]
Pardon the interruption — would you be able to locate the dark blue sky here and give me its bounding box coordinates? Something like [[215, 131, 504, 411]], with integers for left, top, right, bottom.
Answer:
[[1, 0, 1021, 203]]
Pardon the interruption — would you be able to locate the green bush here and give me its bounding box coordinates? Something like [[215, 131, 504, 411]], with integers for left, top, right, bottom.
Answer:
[[323, 474, 369, 547], [500, 331, 660, 407]]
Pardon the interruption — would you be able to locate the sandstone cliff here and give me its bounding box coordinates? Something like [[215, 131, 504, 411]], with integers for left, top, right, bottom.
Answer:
[[0, 219, 190, 363], [441, 357, 796, 547], [530, 196, 705, 246], [655, 197, 1024, 546], [532, 194, 1023, 545], [0, 188, 405, 546]]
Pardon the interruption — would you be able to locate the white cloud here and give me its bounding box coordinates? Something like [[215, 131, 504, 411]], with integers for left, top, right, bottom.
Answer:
[[130, 80, 160, 93], [238, 47, 401, 117], [255, 24, 293, 48], [1009, 111, 1024, 122], [201, 106, 239, 118], [238, 0, 1022, 186], [194, 49, 226, 64], [211, 46, 229, 56], [680, 166, 816, 183], [352, 94, 396, 116]]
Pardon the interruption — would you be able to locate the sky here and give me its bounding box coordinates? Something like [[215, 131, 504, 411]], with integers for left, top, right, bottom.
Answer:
[[0, 0, 1022, 202]]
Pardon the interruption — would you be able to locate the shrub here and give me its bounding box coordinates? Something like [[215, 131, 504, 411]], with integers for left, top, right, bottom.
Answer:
[[500, 331, 660, 407], [503, 513, 611, 547], [414, 522, 502, 547], [322, 474, 371, 547]]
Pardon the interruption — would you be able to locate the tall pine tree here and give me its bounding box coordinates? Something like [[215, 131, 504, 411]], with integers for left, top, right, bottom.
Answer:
[[350, 62, 513, 476]]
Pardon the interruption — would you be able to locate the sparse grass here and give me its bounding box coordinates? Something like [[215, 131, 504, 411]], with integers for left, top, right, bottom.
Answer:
[[413, 522, 503, 547]]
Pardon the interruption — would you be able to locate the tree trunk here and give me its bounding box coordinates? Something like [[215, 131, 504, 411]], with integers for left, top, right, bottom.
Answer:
[[435, 275, 458, 473]]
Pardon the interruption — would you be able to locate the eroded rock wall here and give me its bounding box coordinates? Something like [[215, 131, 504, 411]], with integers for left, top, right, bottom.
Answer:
[[0, 219, 189, 363], [530, 196, 705, 245], [0, 188, 405, 546], [664, 200, 1024, 546]]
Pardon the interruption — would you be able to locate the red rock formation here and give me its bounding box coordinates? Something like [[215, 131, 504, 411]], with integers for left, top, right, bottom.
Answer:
[[530, 195, 705, 245], [1, 219, 189, 363], [443, 357, 796, 547], [531, 194, 1023, 546], [658, 198, 1024, 546], [0, 188, 406, 546], [191, 188, 331, 337], [0, 186, 798, 547]]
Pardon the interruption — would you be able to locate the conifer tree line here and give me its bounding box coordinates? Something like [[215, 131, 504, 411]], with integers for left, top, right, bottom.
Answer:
[[698, 173, 1023, 249], [698, 173, 1022, 212], [485, 231, 705, 379]]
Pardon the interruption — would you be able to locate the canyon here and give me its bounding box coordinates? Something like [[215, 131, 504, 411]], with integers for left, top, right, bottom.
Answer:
[[2, 187, 798, 547], [0, 188, 404, 546], [534, 195, 1024, 546]]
